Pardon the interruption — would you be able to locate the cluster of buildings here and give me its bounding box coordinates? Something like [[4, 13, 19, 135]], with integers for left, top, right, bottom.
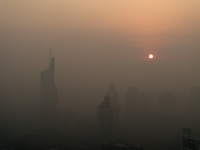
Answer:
[[39, 55, 200, 150], [40, 55, 143, 149], [182, 128, 200, 150], [0, 53, 199, 150]]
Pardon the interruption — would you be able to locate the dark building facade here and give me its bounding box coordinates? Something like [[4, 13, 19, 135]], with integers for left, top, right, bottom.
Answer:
[[105, 83, 120, 140], [125, 87, 140, 116], [98, 96, 114, 144], [191, 87, 200, 132], [182, 128, 200, 150], [125, 87, 142, 129], [40, 55, 58, 134], [105, 83, 119, 109], [158, 91, 176, 114]]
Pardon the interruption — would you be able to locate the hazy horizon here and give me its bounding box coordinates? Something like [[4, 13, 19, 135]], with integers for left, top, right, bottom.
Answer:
[[0, 2, 200, 149], [1, 1, 200, 114]]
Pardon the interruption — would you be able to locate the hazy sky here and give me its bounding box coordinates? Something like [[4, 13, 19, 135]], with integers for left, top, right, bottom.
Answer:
[[0, 0, 200, 113]]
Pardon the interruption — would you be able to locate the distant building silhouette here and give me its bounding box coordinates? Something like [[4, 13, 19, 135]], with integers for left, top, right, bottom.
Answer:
[[106, 83, 119, 108], [125, 87, 140, 116], [40, 53, 58, 134], [158, 91, 176, 114], [182, 128, 200, 150], [191, 87, 200, 133], [0, 88, 1, 135], [191, 87, 200, 100], [124, 87, 152, 132], [98, 96, 114, 144], [125, 87, 142, 129], [105, 83, 120, 140]]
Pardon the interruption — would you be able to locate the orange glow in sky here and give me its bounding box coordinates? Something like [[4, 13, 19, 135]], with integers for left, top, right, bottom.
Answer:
[[1, 0, 199, 57]]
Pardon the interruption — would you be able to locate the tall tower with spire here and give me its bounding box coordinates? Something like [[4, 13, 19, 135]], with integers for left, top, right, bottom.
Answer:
[[40, 51, 58, 134], [105, 83, 119, 108], [98, 96, 114, 144], [105, 83, 120, 141]]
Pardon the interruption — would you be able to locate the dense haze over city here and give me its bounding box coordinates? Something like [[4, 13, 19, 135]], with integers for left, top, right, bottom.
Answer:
[[0, 1, 200, 150]]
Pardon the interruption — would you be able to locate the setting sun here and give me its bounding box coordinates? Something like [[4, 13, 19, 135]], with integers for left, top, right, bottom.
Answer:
[[149, 54, 154, 59]]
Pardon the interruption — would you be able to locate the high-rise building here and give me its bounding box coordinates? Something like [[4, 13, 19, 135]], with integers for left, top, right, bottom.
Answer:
[[125, 87, 150, 117], [125, 87, 140, 116], [182, 128, 200, 150], [98, 96, 114, 144], [191, 87, 200, 133], [105, 83, 120, 140], [40, 54, 58, 134], [191, 87, 200, 101], [105, 83, 119, 108], [125, 87, 142, 130], [158, 91, 176, 114]]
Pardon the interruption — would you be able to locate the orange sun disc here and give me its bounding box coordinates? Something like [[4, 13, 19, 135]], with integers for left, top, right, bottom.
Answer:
[[149, 54, 154, 59]]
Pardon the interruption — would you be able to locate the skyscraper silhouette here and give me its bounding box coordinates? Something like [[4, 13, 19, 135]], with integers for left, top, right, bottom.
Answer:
[[125, 87, 140, 113], [105, 83, 120, 140], [98, 96, 114, 144], [191, 87, 200, 133], [40, 53, 58, 134], [125, 87, 141, 130], [158, 91, 176, 114], [105, 83, 119, 108]]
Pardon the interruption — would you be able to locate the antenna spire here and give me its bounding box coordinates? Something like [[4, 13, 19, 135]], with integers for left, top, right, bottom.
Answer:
[[49, 48, 52, 66], [50, 48, 51, 61]]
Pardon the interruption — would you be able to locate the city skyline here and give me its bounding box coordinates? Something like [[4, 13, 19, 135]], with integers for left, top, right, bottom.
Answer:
[[0, 1, 199, 149]]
